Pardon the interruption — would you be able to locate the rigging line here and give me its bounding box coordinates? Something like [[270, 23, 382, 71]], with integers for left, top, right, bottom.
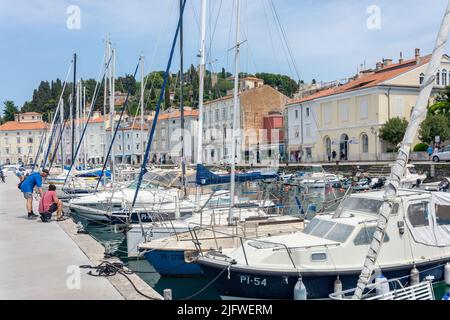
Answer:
[[226, 0, 236, 73], [262, 0, 281, 74], [41, 111, 60, 170], [267, 0, 295, 80], [48, 97, 73, 171], [189, 0, 201, 35], [32, 126, 48, 171], [95, 60, 141, 192], [131, 0, 187, 209], [41, 61, 74, 167], [240, 26, 259, 75], [269, 0, 301, 81], [64, 55, 113, 187], [206, 0, 223, 66]]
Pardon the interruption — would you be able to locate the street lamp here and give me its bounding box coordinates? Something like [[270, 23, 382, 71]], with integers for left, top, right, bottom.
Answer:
[[371, 126, 379, 162]]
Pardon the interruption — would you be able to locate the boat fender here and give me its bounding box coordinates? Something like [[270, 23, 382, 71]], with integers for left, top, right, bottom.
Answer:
[[293, 276, 307, 300], [375, 274, 390, 296], [410, 266, 420, 286], [334, 276, 343, 298], [445, 262, 450, 286]]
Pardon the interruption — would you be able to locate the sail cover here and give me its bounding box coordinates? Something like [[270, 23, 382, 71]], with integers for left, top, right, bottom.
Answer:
[[195, 164, 278, 186], [406, 192, 450, 247]]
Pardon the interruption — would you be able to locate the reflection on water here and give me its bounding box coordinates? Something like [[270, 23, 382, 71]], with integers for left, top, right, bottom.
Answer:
[[68, 181, 346, 300]]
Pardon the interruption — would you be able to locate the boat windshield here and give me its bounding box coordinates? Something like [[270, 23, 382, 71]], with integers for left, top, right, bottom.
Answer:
[[334, 197, 383, 216], [127, 180, 156, 190], [304, 219, 355, 243]]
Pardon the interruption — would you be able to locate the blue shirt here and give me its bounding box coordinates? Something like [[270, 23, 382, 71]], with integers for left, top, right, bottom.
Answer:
[[21, 172, 42, 193], [427, 146, 433, 155]]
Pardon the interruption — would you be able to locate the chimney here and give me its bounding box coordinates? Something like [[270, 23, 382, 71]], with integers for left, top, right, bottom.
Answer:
[[383, 59, 393, 67], [376, 62, 383, 71], [399, 52, 404, 64], [415, 48, 421, 63]]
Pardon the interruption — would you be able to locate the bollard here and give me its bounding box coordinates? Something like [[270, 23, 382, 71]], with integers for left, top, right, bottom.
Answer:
[[164, 289, 172, 300]]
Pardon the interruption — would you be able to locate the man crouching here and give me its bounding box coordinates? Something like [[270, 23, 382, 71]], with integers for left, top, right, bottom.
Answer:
[[38, 184, 63, 222]]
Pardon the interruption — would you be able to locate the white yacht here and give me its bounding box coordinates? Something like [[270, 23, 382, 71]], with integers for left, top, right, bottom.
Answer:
[[197, 190, 450, 299]]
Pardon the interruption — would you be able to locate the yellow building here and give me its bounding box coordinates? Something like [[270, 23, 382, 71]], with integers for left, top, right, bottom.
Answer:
[[286, 49, 450, 162]]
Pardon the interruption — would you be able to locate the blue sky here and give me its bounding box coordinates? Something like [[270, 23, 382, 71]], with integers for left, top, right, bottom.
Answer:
[[0, 0, 449, 113]]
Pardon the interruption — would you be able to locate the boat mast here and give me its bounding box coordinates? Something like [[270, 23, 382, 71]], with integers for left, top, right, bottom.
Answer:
[[76, 81, 80, 164], [180, 0, 187, 197], [110, 46, 116, 182], [71, 53, 77, 165], [103, 36, 109, 165], [353, 0, 450, 299], [60, 99, 64, 167], [83, 85, 87, 166], [140, 55, 145, 166], [228, 0, 241, 224], [195, 0, 207, 212]]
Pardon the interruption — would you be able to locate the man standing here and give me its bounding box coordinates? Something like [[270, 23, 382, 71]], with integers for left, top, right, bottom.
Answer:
[[20, 169, 49, 219], [427, 145, 434, 160]]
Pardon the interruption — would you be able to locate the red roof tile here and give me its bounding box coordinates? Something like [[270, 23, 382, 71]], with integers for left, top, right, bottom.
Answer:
[[0, 121, 48, 131], [287, 55, 431, 106]]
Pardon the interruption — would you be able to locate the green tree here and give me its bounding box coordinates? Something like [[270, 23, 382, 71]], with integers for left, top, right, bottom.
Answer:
[[379, 117, 409, 150], [164, 77, 171, 109], [3, 101, 19, 122], [117, 75, 137, 95], [255, 73, 299, 97], [419, 113, 450, 144]]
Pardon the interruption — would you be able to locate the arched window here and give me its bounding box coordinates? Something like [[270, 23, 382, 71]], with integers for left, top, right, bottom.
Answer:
[[419, 73, 425, 84], [443, 69, 448, 86], [437, 70, 441, 85], [361, 134, 369, 154]]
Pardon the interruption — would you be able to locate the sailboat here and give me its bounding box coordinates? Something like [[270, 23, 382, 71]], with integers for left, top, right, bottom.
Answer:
[[196, 2, 450, 300]]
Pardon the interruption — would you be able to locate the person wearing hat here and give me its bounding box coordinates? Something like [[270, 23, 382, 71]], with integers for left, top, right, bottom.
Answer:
[[20, 169, 50, 219]]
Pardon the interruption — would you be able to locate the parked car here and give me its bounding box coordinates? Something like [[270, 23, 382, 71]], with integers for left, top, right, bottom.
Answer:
[[432, 145, 450, 162]]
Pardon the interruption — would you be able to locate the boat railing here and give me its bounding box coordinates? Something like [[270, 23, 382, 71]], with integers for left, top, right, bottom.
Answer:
[[188, 223, 297, 269], [329, 278, 435, 300]]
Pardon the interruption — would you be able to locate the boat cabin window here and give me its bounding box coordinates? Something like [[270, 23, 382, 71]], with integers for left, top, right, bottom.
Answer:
[[392, 203, 399, 215], [354, 226, 390, 246], [325, 223, 355, 242], [304, 219, 354, 243], [407, 202, 430, 227], [334, 197, 383, 216], [436, 205, 450, 226]]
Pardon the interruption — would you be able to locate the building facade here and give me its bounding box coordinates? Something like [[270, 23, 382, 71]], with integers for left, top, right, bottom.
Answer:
[[0, 112, 47, 166], [202, 82, 288, 165], [286, 49, 450, 163], [151, 108, 199, 165]]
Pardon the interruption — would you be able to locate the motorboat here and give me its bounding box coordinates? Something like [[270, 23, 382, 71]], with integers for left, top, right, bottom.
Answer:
[[197, 190, 450, 300], [137, 215, 305, 276], [126, 196, 276, 258], [285, 166, 343, 188]]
